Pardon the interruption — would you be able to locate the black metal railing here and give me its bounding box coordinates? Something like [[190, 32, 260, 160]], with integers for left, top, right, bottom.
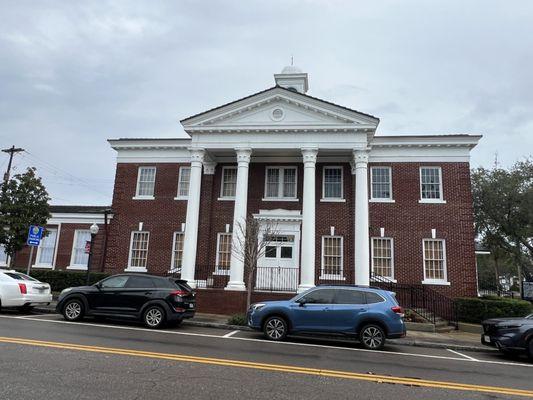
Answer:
[[371, 273, 457, 327], [477, 276, 517, 298]]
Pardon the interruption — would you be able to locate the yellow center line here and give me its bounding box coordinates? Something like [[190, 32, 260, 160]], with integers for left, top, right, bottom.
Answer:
[[0, 336, 531, 397]]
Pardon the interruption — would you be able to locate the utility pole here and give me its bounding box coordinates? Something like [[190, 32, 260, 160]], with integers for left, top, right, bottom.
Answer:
[[2, 145, 24, 184]]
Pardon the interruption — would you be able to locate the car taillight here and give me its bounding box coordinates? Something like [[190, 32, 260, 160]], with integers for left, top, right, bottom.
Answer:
[[391, 306, 404, 317], [171, 290, 189, 299], [18, 283, 27, 294]]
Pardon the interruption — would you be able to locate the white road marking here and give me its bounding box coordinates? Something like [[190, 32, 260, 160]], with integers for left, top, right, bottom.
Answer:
[[223, 330, 239, 338], [0, 314, 531, 368], [447, 348, 478, 361], [16, 314, 58, 319]]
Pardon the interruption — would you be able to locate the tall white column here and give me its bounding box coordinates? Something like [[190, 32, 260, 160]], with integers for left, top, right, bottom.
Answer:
[[353, 146, 370, 286], [298, 147, 318, 293], [181, 148, 205, 288], [226, 148, 252, 291]]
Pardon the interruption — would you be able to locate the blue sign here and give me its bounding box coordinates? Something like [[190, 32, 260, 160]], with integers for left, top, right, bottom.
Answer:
[[27, 225, 44, 246]]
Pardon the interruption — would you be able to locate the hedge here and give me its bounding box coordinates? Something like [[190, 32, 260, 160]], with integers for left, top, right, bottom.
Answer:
[[20, 270, 110, 292], [455, 297, 533, 324]]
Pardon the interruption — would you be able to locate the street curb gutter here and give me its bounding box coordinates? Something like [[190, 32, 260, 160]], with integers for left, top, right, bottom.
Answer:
[[33, 307, 492, 353]]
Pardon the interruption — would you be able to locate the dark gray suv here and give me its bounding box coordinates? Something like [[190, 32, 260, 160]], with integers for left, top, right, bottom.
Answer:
[[481, 314, 533, 359]]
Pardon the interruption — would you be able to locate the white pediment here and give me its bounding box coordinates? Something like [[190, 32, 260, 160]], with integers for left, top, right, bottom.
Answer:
[[181, 87, 379, 132]]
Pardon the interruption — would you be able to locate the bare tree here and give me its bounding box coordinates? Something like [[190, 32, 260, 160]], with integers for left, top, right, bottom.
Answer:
[[232, 217, 278, 311]]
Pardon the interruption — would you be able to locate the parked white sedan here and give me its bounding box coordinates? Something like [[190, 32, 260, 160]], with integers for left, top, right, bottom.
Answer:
[[0, 269, 52, 311]]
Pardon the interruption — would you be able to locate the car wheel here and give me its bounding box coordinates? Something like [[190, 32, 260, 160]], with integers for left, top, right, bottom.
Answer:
[[62, 299, 84, 322], [359, 324, 386, 350], [263, 316, 288, 341], [143, 305, 166, 329]]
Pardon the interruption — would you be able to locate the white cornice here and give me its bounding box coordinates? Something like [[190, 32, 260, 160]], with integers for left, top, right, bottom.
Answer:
[[48, 212, 114, 225]]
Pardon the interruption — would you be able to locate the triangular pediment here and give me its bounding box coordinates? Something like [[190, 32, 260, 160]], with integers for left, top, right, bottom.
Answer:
[[181, 87, 379, 132]]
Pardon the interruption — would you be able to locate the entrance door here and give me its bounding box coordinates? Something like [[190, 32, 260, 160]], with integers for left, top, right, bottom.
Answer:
[[256, 235, 298, 291]]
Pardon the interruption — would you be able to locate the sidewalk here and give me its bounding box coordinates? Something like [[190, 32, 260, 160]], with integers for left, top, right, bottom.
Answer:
[[34, 303, 489, 352]]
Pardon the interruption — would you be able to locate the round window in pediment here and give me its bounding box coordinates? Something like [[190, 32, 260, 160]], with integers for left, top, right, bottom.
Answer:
[[271, 107, 284, 121]]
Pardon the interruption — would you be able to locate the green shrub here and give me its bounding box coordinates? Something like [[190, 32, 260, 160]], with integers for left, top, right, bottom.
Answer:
[[455, 297, 533, 324], [19, 269, 110, 292], [227, 314, 247, 326]]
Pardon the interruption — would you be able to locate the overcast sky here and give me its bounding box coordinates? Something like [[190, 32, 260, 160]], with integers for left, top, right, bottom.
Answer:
[[1, 1, 532, 205]]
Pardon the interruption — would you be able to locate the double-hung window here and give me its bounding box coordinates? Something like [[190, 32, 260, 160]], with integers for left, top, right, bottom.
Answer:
[[171, 232, 184, 272], [420, 167, 443, 202], [371, 167, 393, 200], [135, 166, 156, 198], [321, 236, 343, 278], [220, 167, 237, 198], [216, 233, 232, 274], [36, 228, 58, 267], [322, 166, 343, 200], [176, 167, 191, 198], [128, 231, 150, 270], [0, 244, 8, 266], [264, 167, 297, 200], [422, 239, 448, 284], [371, 238, 394, 280], [69, 230, 91, 269]]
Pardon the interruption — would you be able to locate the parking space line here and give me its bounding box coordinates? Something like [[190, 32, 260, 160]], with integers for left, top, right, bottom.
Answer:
[[0, 314, 531, 368], [447, 348, 478, 361], [223, 330, 239, 338]]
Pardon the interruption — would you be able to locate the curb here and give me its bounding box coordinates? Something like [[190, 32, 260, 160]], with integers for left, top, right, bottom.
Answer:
[[33, 308, 491, 353]]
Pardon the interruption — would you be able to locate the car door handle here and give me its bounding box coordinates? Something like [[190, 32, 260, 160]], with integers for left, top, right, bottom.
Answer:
[[359, 308, 367, 312], [144, 291, 152, 295]]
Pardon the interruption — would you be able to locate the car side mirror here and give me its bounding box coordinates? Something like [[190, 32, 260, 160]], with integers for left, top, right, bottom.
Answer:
[[298, 299, 306, 307], [95, 283, 102, 290]]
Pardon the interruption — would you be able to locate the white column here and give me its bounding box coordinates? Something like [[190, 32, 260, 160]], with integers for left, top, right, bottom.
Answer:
[[226, 148, 252, 291], [353, 146, 370, 286], [298, 147, 318, 292], [181, 148, 205, 288]]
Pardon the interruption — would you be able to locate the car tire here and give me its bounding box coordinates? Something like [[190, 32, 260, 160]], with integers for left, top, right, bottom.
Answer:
[[143, 305, 166, 329], [263, 316, 288, 341], [62, 298, 84, 322], [359, 324, 386, 350]]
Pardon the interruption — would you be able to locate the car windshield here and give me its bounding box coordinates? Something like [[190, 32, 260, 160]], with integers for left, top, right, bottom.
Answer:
[[526, 314, 533, 320], [4, 272, 39, 282]]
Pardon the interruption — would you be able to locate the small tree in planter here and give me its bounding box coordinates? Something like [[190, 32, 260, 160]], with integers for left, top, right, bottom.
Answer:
[[232, 217, 278, 311]]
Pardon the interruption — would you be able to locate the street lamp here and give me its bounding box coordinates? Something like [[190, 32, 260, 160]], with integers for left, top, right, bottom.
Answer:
[[85, 223, 100, 286]]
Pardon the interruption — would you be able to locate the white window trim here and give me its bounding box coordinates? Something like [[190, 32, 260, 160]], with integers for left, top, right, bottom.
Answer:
[[175, 166, 191, 200], [169, 231, 184, 273], [422, 238, 449, 285], [370, 237, 397, 282], [219, 166, 237, 200], [263, 166, 298, 200], [133, 166, 156, 200], [320, 236, 344, 280], [33, 228, 59, 269], [321, 166, 344, 201], [419, 166, 445, 203], [370, 166, 394, 202], [125, 231, 149, 273], [67, 229, 91, 270], [214, 232, 232, 275]]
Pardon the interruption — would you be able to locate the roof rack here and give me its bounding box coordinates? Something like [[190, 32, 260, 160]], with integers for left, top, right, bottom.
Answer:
[[316, 283, 384, 290]]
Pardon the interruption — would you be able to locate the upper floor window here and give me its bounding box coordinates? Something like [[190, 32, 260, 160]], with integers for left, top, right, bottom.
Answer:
[[322, 166, 343, 200], [171, 232, 184, 272], [69, 230, 91, 268], [321, 236, 343, 278], [36, 228, 57, 267], [220, 167, 237, 198], [128, 231, 149, 270], [420, 167, 443, 201], [371, 237, 394, 280], [422, 239, 448, 284], [371, 167, 392, 200], [176, 167, 191, 198], [135, 167, 156, 198], [264, 167, 297, 200]]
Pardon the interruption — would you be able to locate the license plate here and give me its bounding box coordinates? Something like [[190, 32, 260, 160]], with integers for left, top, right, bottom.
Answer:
[[483, 335, 491, 342], [189, 303, 194, 308]]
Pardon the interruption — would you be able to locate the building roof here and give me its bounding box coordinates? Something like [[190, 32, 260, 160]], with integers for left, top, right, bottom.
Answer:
[[180, 85, 379, 123], [49, 205, 112, 214]]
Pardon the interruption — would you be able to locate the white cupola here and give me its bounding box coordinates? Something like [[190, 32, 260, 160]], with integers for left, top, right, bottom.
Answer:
[[274, 65, 309, 94]]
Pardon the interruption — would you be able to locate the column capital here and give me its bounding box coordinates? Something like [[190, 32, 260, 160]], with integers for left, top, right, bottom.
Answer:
[[189, 148, 205, 164], [351, 146, 371, 174], [203, 162, 217, 175], [235, 148, 252, 164], [301, 147, 318, 164]]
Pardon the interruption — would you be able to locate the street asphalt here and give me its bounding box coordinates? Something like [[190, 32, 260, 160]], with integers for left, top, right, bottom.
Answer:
[[0, 310, 532, 399]]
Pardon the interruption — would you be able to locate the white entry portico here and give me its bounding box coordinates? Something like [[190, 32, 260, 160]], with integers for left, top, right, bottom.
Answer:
[[179, 66, 380, 291]]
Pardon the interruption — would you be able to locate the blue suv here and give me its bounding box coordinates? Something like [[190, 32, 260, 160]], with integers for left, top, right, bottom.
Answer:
[[247, 285, 406, 350]]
